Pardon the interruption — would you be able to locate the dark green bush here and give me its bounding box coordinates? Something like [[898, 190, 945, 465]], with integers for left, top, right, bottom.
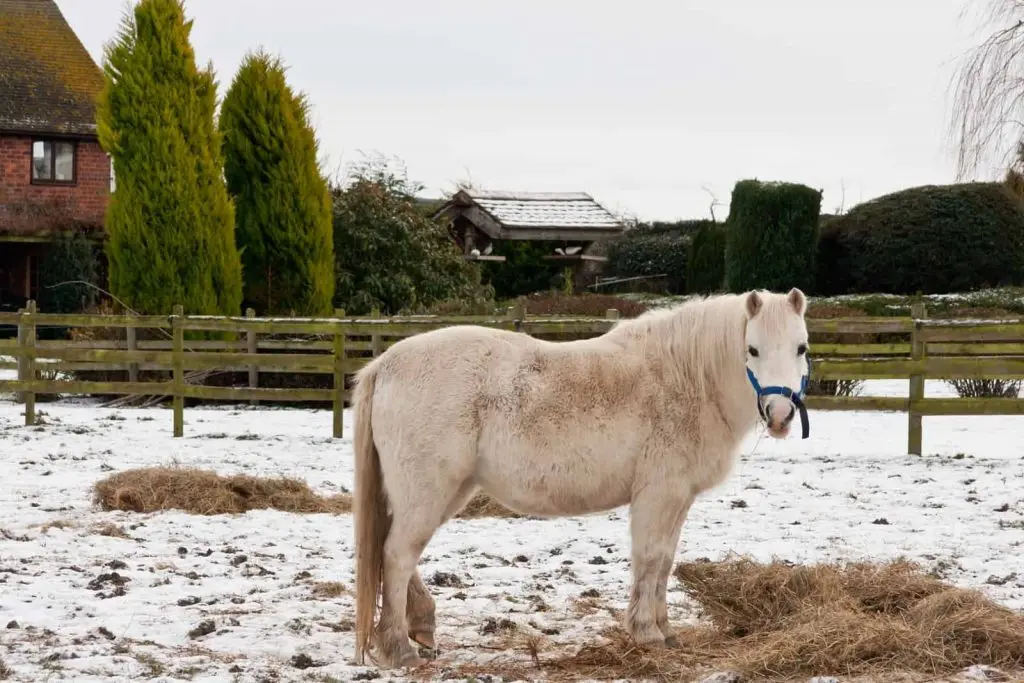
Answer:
[[38, 230, 100, 314], [725, 179, 821, 293], [331, 161, 492, 315], [815, 182, 1024, 295], [686, 222, 726, 294], [606, 223, 707, 294]]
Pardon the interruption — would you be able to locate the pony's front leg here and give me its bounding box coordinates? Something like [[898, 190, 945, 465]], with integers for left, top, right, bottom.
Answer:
[[656, 497, 693, 647], [625, 488, 692, 648]]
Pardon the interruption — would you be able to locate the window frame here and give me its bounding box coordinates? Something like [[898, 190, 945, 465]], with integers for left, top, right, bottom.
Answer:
[[30, 139, 78, 186]]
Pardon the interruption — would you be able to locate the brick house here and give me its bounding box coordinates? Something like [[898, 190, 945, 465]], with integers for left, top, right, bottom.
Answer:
[[0, 0, 111, 310]]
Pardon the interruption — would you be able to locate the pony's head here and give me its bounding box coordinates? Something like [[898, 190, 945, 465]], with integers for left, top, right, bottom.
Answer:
[[743, 288, 811, 439]]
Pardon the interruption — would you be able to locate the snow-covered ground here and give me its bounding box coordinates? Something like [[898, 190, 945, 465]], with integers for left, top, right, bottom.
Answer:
[[0, 381, 1022, 682]]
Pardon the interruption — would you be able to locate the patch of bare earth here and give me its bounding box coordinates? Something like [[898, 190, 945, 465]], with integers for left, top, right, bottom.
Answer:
[[92, 466, 519, 518], [431, 556, 1024, 682]]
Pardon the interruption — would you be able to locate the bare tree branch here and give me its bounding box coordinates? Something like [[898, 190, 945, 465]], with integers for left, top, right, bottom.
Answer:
[[700, 184, 723, 222], [949, 0, 1024, 179]]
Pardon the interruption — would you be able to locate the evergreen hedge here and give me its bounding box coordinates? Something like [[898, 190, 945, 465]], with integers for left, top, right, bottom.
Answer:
[[724, 179, 821, 293], [97, 0, 242, 316], [605, 222, 710, 294], [220, 49, 334, 316], [686, 222, 727, 294], [815, 182, 1024, 295]]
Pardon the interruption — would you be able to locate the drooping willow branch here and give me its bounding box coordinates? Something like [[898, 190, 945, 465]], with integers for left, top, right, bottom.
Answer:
[[949, 0, 1024, 179]]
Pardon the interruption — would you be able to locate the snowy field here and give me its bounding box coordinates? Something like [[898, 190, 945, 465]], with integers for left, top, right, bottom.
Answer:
[[0, 380, 1022, 682]]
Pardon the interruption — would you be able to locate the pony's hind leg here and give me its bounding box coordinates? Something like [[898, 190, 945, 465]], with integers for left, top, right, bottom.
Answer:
[[625, 487, 693, 649], [406, 480, 479, 654], [406, 571, 435, 651], [374, 509, 438, 669]]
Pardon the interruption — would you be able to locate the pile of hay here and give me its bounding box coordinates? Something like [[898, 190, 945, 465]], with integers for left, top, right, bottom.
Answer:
[[542, 556, 1024, 681], [93, 467, 521, 519], [458, 493, 522, 519], [93, 467, 352, 515]]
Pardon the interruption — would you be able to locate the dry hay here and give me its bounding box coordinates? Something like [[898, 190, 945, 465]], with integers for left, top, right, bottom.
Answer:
[[520, 556, 1024, 682], [93, 467, 353, 516], [93, 467, 520, 519], [458, 492, 522, 519]]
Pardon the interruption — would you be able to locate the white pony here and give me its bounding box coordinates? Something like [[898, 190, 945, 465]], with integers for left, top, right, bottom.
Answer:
[[351, 288, 811, 669]]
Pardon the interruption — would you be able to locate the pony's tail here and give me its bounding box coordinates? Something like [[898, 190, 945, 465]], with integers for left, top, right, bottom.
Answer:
[[352, 358, 391, 666]]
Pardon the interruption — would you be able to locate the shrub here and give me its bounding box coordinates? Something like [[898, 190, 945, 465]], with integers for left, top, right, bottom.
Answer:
[[816, 182, 1024, 295], [806, 378, 863, 398], [606, 224, 703, 294], [944, 378, 1021, 399], [97, 0, 243, 316], [331, 159, 492, 315], [686, 222, 727, 294], [37, 229, 100, 314], [725, 179, 821, 293], [219, 49, 334, 316]]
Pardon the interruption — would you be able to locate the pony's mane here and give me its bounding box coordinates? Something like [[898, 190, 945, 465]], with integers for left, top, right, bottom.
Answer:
[[605, 293, 752, 399]]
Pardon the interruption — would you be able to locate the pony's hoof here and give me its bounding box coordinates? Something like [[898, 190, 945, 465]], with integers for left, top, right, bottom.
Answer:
[[630, 630, 669, 649], [664, 635, 681, 649], [411, 631, 438, 660], [400, 653, 427, 669], [370, 645, 427, 670], [410, 630, 435, 650]]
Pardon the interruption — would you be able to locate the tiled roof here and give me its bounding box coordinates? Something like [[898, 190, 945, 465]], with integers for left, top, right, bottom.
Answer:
[[466, 190, 623, 230], [0, 0, 104, 136]]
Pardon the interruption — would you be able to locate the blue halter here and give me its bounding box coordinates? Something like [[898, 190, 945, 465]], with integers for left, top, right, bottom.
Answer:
[[745, 356, 812, 439]]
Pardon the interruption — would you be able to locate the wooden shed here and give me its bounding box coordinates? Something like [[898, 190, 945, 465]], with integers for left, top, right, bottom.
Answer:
[[433, 189, 625, 264]]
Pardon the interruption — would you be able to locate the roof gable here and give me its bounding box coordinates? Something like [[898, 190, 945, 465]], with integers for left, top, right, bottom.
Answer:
[[438, 190, 624, 240], [0, 0, 104, 136]]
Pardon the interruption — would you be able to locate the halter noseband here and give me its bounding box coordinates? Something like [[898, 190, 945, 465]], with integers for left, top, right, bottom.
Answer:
[[745, 356, 812, 439]]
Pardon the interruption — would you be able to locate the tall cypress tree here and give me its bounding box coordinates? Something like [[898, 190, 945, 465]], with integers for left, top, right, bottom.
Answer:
[[96, 0, 242, 316], [219, 50, 334, 316]]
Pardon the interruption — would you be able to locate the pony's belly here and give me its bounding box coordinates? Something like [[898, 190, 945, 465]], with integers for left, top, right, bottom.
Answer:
[[473, 439, 635, 517]]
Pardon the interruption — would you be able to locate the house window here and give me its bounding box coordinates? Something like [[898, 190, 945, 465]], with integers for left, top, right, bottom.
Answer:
[[31, 140, 76, 184]]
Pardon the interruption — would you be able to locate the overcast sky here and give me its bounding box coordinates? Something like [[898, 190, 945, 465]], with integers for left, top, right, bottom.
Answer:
[[59, 0, 995, 222]]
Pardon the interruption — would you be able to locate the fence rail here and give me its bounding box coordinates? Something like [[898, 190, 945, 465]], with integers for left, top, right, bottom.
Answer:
[[1, 301, 1023, 453]]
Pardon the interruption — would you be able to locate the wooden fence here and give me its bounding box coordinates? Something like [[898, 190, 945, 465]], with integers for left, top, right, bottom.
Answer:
[[1, 301, 1023, 454]]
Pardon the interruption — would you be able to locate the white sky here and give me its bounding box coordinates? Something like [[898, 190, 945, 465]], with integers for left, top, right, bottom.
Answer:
[[58, 0, 1001, 222]]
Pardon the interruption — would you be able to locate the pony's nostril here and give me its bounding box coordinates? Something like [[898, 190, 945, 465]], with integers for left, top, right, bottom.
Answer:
[[784, 404, 796, 425], [764, 402, 773, 419]]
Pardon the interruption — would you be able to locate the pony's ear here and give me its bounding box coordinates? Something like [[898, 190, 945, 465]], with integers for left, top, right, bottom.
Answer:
[[786, 287, 807, 316], [745, 291, 763, 318]]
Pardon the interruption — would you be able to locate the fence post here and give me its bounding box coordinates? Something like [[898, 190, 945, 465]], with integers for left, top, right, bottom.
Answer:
[[907, 302, 927, 455], [370, 307, 383, 357], [606, 308, 620, 322], [17, 300, 37, 426], [333, 308, 346, 439], [511, 301, 527, 333], [246, 308, 259, 406], [172, 304, 184, 438], [126, 318, 139, 384]]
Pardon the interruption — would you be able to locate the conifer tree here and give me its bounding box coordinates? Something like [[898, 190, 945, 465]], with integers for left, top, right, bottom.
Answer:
[[219, 49, 334, 315], [96, 0, 242, 316]]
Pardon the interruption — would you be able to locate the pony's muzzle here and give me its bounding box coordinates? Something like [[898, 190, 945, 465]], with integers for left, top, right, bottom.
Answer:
[[764, 397, 797, 434]]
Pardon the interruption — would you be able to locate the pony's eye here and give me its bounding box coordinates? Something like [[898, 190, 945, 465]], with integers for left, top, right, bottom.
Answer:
[[747, 346, 759, 358], [797, 343, 808, 356]]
